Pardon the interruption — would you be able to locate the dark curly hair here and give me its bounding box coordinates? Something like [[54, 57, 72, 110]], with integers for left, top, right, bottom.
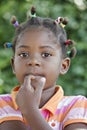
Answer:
[[11, 6, 76, 58]]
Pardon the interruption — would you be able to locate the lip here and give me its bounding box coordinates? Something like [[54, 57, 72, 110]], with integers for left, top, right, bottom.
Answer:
[[25, 73, 45, 78]]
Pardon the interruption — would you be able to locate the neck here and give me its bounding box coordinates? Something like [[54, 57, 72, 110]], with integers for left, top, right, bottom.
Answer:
[[39, 86, 56, 108]]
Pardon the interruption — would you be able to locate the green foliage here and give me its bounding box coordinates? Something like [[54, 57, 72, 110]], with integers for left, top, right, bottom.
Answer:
[[0, 0, 87, 96]]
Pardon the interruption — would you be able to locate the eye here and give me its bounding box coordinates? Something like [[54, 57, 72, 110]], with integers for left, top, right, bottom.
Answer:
[[41, 52, 52, 58], [19, 52, 29, 58]]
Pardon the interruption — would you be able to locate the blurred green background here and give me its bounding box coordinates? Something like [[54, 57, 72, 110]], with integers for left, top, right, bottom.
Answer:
[[0, 0, 87, 96]]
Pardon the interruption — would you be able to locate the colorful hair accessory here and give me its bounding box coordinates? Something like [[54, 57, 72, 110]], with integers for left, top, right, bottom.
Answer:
[[55, 17, 68, 28], [62, 19, 68, 25], [65, 39, 73, 46], [55, 17, 63, 24], [60, 23, 66, 28], [30, 13, 36, 18], [4, 42, 12, 48], [13, 21, 19, 27], [11, 16, 19, 27], [67, 47, 77, 58], [58, 17, 63, 23], [30, 6, 36, 18], [67, 51, 71, 56]]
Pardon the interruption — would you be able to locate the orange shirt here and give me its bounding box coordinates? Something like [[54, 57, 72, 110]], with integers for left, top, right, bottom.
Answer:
[[0, 86, 87, 130]]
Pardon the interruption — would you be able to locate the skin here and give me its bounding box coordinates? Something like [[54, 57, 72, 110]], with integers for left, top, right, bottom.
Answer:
[[0, 28, 87, 130]]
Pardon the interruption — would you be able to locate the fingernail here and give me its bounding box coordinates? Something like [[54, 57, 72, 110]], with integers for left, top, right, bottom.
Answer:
[[41, 77, 46, 83]]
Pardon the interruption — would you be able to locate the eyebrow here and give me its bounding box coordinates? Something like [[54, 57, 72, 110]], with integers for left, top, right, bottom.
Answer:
[[39, 45, 56, 50], [17, 45, 56, 50], [17, 45, 30, 49]]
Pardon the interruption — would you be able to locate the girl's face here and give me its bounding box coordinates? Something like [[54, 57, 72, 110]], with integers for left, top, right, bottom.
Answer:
[[12, 28, 70, 90]]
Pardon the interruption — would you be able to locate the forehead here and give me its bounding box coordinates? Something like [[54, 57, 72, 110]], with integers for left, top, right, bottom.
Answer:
[[16, 27, 60, 48]]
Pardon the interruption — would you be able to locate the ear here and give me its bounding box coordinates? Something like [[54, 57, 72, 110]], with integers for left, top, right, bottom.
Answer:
[[11, 57, 15, 74], [60, 58, 70, 75]]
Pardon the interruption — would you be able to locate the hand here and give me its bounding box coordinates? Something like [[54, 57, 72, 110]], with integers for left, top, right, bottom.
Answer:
[[16, 75, 46, 115]]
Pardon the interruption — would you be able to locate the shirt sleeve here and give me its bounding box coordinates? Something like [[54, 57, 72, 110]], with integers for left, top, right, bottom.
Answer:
[[63, 95, 87, 128], [0, 95, 23, 123]]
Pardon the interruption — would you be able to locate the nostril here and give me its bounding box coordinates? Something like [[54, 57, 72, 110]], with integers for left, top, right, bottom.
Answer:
[[36, 63, 40, 66], [28, 63, 32, 66], [27, 60, 40, 66]]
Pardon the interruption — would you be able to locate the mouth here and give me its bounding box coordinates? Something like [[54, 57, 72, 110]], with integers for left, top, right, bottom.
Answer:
[[25, 73, 45, 79], [24, 73, 46, 89]]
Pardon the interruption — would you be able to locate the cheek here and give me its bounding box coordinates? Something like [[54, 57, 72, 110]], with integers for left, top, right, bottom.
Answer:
[[14, 58, 25, 70], [14, 59, 25, 83], [44, 62, 61, 84]]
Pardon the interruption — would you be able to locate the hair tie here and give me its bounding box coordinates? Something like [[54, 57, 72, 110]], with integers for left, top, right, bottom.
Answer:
[[67, 51, 71, 56], [60, 23, 66, 28], [55, 17, 68, 28], [54, 17, 65, 28], [65, 39, 72, 46], [11, 16, 19, 28], [29, 6, 36, 18], [13, 21, 19, 27], [67, 47, 77, 58], [55, 17, 62, 24], [4, 42, 12, 48], [30, 13, 36, 18]]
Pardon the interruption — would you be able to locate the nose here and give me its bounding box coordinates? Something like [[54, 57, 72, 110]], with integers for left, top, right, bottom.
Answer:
[[26, 55, 41, 67]]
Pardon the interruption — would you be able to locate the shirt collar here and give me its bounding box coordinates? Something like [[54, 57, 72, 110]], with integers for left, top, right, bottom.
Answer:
[[11, 86, 20, 110], [42, 86, 64, 115], [11, 85, 64, 114]]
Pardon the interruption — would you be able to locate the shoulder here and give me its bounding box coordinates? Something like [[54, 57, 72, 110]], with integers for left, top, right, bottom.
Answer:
[[56, 95, 87, 118], [0, 93, 13, 118], [0, 94, 12, 107], [58, 95, 87, 109], [59, 95, 87, 129], [62, 95, 87, 118], [0, 94, 23, 124]]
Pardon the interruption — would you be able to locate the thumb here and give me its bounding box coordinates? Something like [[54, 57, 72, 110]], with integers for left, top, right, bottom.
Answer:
[[23, 75, 35, 92], [36, 77, 46, 94], [40, 77, 46, 88], [36, 77, 46, 105]]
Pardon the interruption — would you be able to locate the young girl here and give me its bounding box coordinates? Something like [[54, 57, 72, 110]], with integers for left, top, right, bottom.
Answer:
[[0, 7, 87, 130]]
